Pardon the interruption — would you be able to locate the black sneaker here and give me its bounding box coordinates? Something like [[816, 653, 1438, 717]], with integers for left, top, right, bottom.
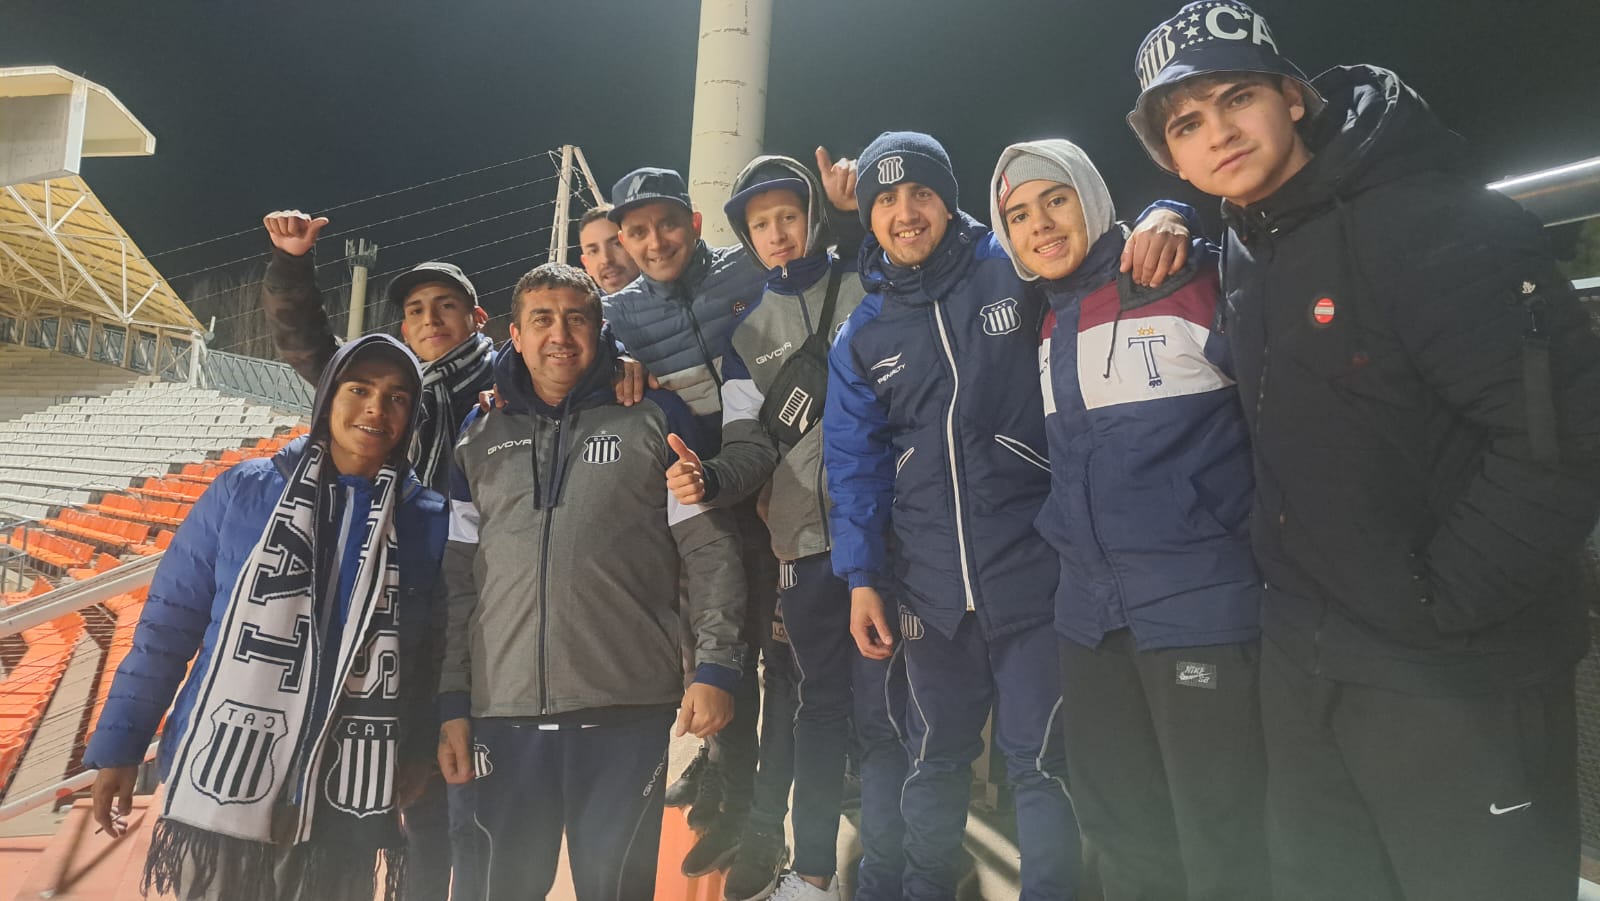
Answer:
[[685, 760, 725, 832], [722, 828, 789, 900], [682, 817, 743, 877], [666, 744, 713, 808]]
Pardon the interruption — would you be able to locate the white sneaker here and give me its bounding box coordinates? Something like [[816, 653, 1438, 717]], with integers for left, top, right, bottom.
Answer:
[[770, 872, 839, 901]]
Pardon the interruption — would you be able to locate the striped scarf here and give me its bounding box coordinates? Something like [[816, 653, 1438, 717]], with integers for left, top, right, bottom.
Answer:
[[145, 441, 407, 901], [414, 333, 494, 489]]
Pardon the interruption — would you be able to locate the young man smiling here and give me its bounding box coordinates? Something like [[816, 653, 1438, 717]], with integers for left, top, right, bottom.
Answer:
[[87, 335, 448, 901], [991, 138, 1267, 901], [667, 154, 909, 901], [1130, 3, 1600, 898], [577, 204, 641, 295]]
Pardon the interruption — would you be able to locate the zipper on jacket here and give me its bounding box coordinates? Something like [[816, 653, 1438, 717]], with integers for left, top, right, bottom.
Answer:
[[931, 303, 977, 611], [815, 447, 831, 550], [537, 417, 560, 714]]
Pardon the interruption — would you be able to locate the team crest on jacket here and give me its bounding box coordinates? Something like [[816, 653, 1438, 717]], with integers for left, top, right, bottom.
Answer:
[[1128, 326, 1169, 387], [188, 700, 287, 805], [582, 434, 621, 465], [980, 298, 1021, 336], [900, 608, 926, 641], [733, 301, 748, 316], [323, 715, 398, 816]]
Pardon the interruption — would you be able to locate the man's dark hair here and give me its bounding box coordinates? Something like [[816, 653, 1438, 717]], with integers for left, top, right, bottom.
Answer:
[[510, 262, 603, 323], [1146, 71, 1289, 140], [578, 204, 614, 234]]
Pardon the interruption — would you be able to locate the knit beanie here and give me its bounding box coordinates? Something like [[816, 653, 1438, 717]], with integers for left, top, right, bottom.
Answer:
[[854, 131, 959, 229]]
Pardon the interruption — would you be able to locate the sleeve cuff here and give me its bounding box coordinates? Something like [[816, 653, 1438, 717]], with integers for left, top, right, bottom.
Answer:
[[437, 690, 471, 722], [847, 571, 877, 590], [701, 465, 722, 504], [692, 663, 740, 693]]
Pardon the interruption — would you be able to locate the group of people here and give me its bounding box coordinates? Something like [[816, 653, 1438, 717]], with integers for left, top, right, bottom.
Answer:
[[82, 3, 1600, 900]]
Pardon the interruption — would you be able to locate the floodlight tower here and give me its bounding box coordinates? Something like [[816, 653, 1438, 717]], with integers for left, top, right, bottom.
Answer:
[[686, 0, 772, 246]]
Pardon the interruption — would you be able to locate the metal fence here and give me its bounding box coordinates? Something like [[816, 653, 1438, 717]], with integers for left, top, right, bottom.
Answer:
[[197, 348, 311, 413]]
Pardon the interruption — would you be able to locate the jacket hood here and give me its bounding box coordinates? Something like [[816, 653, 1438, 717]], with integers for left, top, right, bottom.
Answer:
[[858, 209, 988, 303], [308, 333, 425, 468], [1224, 65, 1468, 235], [728, 155, 833, 266], [989, 140, 1117, 282]]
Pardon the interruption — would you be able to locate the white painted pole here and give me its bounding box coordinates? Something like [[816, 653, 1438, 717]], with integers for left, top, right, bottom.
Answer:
[[548, 144, 576, 264], [686, 0, 772, 247], [345, 239, 378, 339]]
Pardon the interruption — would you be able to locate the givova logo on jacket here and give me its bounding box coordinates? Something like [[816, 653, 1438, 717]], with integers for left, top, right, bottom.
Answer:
[[582, 433, 621, 465], [981, 298, 1021, 336]]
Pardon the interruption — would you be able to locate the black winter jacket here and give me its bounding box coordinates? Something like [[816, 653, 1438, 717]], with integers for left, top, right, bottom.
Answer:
[[1222, 65, 1600, 695]]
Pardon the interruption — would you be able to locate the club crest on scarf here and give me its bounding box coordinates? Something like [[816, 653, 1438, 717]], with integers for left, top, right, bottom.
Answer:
[[188, 701, 289, 805]]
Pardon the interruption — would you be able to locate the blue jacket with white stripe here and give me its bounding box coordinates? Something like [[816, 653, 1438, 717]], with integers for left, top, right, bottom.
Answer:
[[1037, 232, 1260, 651], [825, 212, 1056, 640]]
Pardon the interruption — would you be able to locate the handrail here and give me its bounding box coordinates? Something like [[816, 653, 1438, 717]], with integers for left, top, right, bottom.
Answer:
[[0, 553, 161, 638], [0, 742, 159, 823]]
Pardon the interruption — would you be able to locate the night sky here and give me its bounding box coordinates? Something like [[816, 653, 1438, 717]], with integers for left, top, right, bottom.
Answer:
[[4, 0, 1597, 344]]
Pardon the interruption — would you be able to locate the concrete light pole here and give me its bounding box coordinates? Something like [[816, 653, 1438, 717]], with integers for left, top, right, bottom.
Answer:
[[345, 238, 379, 339], [686, 0, 772, 246]]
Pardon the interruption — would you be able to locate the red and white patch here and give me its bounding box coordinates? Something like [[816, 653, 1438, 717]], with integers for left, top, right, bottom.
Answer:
[[1311, 297, 1336, 327]]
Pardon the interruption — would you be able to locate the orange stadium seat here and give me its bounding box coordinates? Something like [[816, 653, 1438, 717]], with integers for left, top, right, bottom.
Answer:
[[8, 529, 94, 571], [68, 552, 124, 581], [0, 612, 84, 788]]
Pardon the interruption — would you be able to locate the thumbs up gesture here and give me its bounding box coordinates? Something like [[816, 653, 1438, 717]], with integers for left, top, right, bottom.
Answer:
[[263, 210, 329, 257], [666, 433, 707, 505]]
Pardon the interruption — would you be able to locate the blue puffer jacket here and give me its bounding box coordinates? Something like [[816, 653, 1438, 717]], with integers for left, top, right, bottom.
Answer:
[[602, 241, 768, 448], [825, 212, 1056, 640], [82, 437, 448, 778], [1036, 230, 1259, 650]]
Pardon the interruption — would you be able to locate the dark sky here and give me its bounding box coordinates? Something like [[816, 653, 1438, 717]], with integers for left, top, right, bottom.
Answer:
[[4, 0, 1597, 342]]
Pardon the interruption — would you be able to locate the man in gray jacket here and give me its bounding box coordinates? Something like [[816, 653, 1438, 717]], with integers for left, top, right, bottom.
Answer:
[[436, 262, 745, 901]]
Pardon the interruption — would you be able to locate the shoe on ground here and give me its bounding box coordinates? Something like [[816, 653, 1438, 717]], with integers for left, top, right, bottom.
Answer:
[[682, 817, 743, 877], [722, 828, 790, 900], [666, 744, 713, 808], [769, 872, 840, 901]]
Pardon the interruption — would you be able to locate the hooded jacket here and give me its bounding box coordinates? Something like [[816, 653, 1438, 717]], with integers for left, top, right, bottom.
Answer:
[[600, 238, 769, 448], [439, 334, 745, 721], [699, 155, 869, 561], [991, 140, 1259, 651], [85, 335, 449, 776], [1220, 65, 1600, 694], [260, 250, 495, 494], [825, 211, 1058, 640]]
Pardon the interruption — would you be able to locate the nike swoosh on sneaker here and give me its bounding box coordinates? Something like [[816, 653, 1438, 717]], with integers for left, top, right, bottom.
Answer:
[[1489, 801, 1533, 815]]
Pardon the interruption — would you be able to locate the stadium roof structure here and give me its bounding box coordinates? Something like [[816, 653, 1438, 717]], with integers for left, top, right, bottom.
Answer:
[[0, 67, 199, 335]]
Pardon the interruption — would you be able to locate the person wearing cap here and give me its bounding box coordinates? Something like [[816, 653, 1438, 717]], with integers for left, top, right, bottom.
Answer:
[[85, 334, 448, 901], [577, 203, 642, 295], [1128, 4, 1600, 898], [666, 153, 909, 901], [990, 138, 1268, 901], [602, 160, 859, 877], [434, 262, 745, 901]]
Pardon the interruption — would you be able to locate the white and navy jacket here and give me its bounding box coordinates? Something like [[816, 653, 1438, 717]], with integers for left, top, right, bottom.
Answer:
[[1036, 233, 1259, 650], [825, 212, 1057, 640]]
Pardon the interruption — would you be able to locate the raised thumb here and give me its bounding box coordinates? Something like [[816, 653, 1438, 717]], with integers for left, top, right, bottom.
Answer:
[[666, 432, 698, 464]]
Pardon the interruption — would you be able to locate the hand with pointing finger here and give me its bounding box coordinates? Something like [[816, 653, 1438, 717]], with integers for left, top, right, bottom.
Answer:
[[263, 210, 329, 258], [666, 433, 707, 505], [816, 146, 859, 212]]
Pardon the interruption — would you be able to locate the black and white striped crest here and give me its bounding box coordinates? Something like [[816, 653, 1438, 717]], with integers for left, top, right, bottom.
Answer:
[[900, 608, 926, 641], [323, 715, 398, 817], [188, 700, 287, 805], [473, 742, 493, 779], [778, 560, 797, 591], [582, 434, 621, 465], [981, 297, 1021, 336]]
